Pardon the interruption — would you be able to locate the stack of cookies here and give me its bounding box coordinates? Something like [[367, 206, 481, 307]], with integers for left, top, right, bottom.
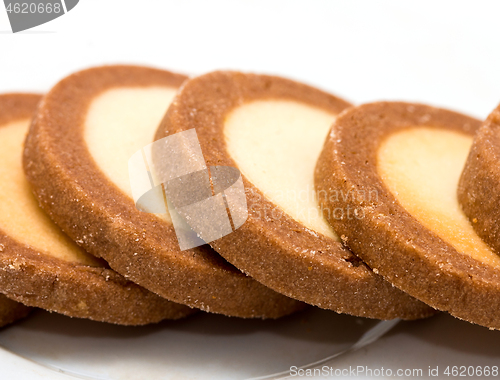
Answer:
[[0, 64, 498, 331]]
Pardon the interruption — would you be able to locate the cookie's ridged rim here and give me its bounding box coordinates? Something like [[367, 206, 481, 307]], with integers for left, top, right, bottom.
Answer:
[[0, 232, 195, 325], [315, 101, 500, 329], [156, 71, 435, 320], [0, 93, 194, 325], [0, 293, 31, 328], [23, 66, 303, 318], [458, 104, 500, 255]]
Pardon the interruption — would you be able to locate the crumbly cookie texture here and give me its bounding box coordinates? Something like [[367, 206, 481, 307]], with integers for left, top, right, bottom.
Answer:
[[156, 71, 435, 320], [458, 104, 500, 255], [23, 66, 303, 319], [316, 101, 500, 329], [0, 293, 31, 328], [0, 93, 194, 325]]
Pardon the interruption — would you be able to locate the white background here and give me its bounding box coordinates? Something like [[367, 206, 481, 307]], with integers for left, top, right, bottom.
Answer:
[[1, 1, 500, 119], [1, 1, 500, 379]]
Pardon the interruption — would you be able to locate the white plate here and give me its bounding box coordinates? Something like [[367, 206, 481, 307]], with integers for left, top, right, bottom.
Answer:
[[2, 311, 500, 379], [0, 308, 396, 380]]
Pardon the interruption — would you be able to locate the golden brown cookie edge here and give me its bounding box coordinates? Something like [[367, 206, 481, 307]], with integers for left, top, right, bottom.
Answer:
[[0, 94, 37, 327], [0, 293, 31, 328], [0, 232, 196, 325], [0, 93, 194, 325], [23, 66, 303, 319], [315, 101, 500, 329], [458, 104, 500, 255], [156, 71, 435, 320]]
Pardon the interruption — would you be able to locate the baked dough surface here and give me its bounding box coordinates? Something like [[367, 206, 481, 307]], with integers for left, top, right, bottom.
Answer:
[[378, 127, 500, 268], [225, 100, 337, 240], [0, 119, 100, 266]]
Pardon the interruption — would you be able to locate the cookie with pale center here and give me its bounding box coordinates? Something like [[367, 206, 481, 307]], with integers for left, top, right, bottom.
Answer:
[[315, 101, 500, 329], [458, 104, 500, 255], [155, 71, 434, 320], [24, 66, 302, 318], [0, 93, 192, 325]]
